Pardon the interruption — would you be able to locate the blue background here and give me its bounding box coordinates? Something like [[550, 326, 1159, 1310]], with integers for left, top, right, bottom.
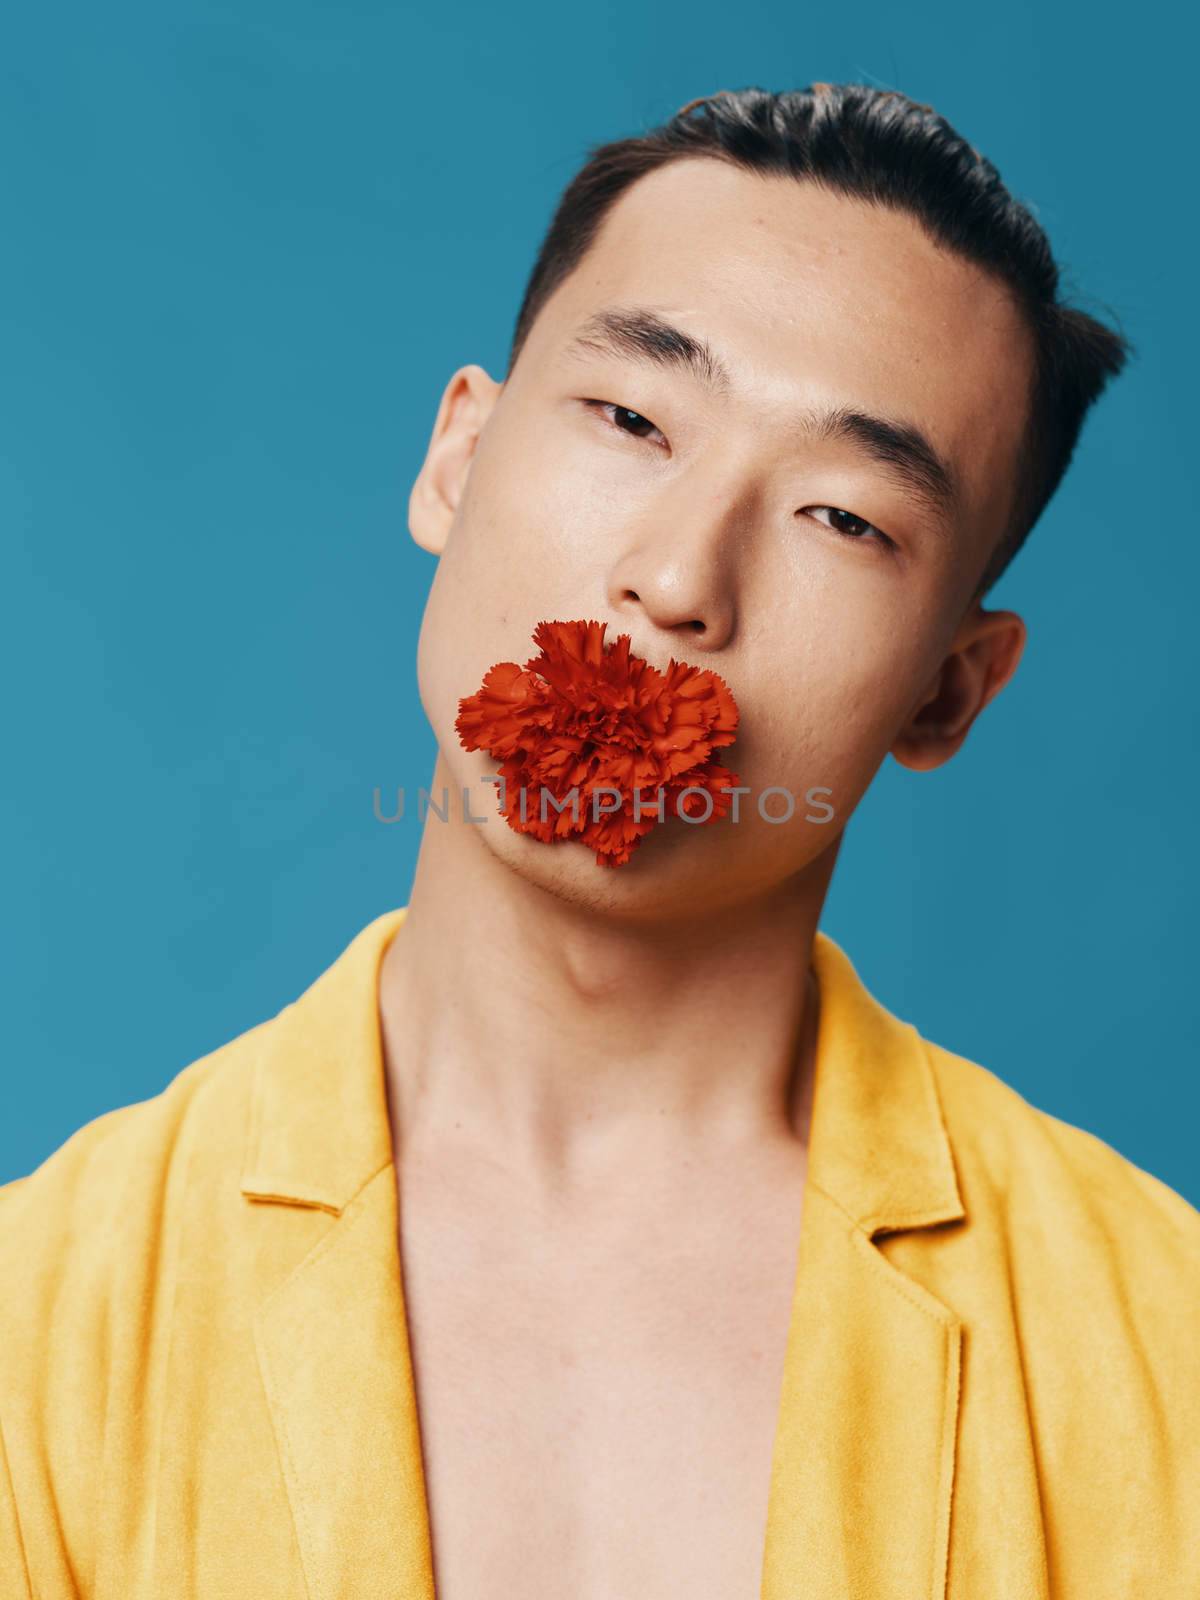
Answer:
[[3, 2, 1196, 1203]]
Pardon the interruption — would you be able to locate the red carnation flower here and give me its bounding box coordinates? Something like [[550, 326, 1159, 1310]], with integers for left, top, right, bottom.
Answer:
[[456, 619, 741, 867]]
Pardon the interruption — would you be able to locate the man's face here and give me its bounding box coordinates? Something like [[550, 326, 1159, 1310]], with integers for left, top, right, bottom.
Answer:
[[410, 157, 1033, 918]]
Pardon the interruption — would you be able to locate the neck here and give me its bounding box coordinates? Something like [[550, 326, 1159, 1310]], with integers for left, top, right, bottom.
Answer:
[[378, 751, 837, 1190]]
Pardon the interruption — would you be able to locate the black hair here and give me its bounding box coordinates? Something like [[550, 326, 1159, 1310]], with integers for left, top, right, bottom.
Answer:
[[507, 84, 1131, 594]]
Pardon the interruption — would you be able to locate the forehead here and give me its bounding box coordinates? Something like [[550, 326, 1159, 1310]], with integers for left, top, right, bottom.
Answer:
[[536, 156, 1035, 547]]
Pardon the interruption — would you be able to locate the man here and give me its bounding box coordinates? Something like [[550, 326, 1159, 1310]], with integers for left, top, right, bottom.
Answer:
[[2, 83, 1196, 1599]]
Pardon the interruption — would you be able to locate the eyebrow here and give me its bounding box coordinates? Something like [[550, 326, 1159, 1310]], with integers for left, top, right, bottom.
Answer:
[[564, 304, 961, 534]]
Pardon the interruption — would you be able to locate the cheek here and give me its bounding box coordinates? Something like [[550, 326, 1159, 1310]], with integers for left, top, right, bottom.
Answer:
[[733, 622, 934, 809], [473, 400, 667, 580], [448, 424, 604, 608], [412, 488, 602, 760]]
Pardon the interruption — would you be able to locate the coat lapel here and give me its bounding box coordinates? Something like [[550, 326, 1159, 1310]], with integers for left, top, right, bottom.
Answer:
[[237, 910, 965, 1600], [240, 908, 435, 1600], [761, 932, 966, 1600]]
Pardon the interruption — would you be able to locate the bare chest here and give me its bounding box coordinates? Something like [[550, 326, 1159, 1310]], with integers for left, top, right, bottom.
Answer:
[[394, 1155, 807, 1600]]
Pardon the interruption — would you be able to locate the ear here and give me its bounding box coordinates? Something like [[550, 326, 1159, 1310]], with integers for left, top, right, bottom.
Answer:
[[891, 604, 1026, 772], [408, 364, 502, 556]]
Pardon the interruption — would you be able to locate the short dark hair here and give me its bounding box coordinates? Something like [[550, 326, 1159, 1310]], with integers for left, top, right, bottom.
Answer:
[[506, 84, 1131, 594]]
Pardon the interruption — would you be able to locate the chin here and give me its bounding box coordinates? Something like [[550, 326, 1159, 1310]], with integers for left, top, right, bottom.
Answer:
[[469, 799, 803, 930]]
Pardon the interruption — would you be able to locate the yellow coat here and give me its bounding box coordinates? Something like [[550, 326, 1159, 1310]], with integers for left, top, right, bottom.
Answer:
[[1, 907, 1197, 1598]]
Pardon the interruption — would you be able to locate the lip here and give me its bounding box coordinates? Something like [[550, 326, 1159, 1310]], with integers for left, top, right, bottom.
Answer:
[[455, 617, 742, 867]]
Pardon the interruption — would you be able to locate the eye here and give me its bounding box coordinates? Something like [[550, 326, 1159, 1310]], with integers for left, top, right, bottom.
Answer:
[[802, 505, 893, 546], [584, 400, 668, 448]]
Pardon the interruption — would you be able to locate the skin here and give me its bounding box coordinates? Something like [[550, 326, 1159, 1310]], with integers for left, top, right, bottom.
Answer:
[[377, 156, 1033, 1595]]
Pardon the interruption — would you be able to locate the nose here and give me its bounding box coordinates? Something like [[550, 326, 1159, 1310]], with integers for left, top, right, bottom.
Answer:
[[603, 484, 744, 654]]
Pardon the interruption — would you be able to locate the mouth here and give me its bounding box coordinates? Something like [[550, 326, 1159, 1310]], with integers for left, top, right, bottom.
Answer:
[[456, 618, 742, 868]]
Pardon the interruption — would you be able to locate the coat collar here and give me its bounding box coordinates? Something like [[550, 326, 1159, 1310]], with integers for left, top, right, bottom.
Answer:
[[805, 930, 964, 1236], [762, 932, 967, 1600], [239, 906, 968, 1600], [239, 908, 408, 1215], [240, 906, 964, 1238]]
